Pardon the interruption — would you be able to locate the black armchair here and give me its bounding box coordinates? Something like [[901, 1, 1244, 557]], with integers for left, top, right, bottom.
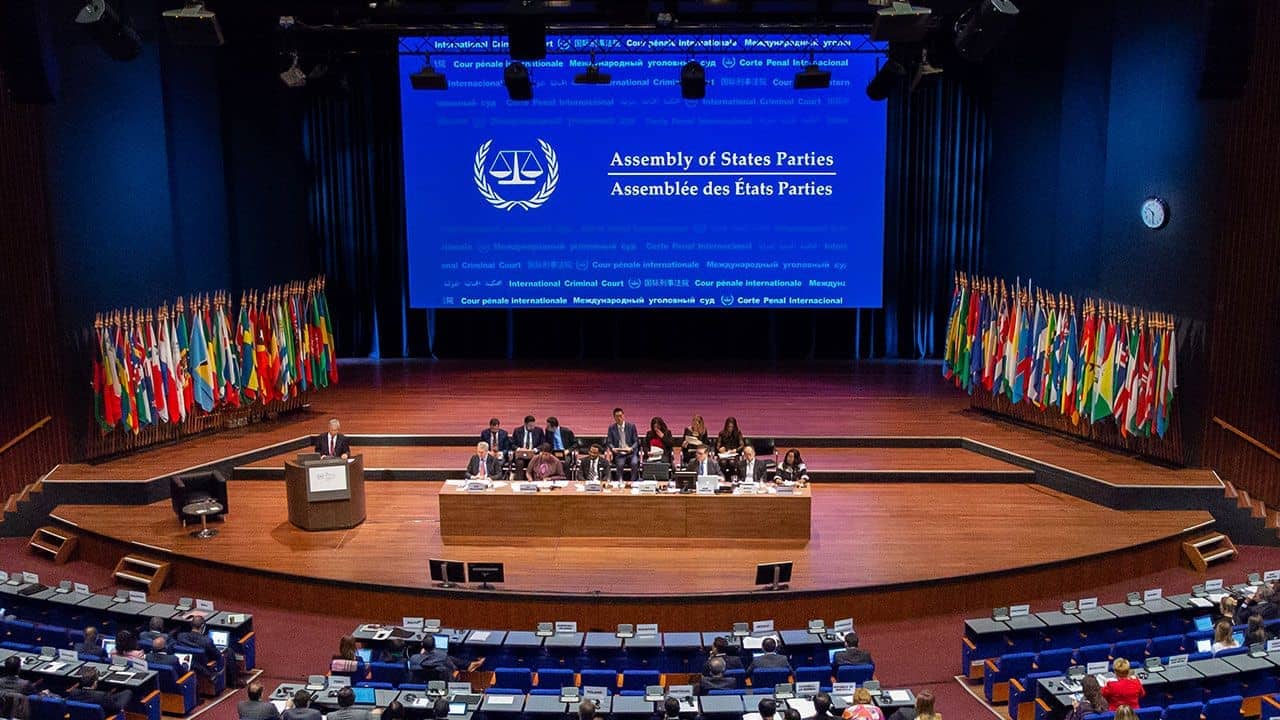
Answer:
[[170, 470, 229, 525]]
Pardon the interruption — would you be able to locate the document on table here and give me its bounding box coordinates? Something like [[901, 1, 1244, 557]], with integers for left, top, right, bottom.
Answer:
[[488, 696, 516, 705], [885, 691, 912, 704], [787, 700, 816, 717], [470, 631, 492, 642]]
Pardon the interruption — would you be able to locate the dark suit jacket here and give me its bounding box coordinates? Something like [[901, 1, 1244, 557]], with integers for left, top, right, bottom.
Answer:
[[0, 676, 33, 695], [739, 459, 769, 483], [686, 458, 722, 477], [74, 641, 104, 657], [315, 433, 351, 457], [409, 649, 459, 681], [746, 652, 792, 675], [67, 687, 130, 715], [546, 426, 576, 452], [511, 426, 545, 452], [139, 631, 171, 650], [580, 456, 610, 482], [480, 428, 511, 454], [606, 423, 639, 453], [466, 454, 501, 478], [644, 430, 676, 461], [175, 630, 219, 662], [237, 700, 282, 720], [701, 653, 744, 674], [832, 648, 873, 667], [326, 708, 372, 720], [281, 708, 323, 720], [146, 651, 184, 674], [697, 675, 737, 695]]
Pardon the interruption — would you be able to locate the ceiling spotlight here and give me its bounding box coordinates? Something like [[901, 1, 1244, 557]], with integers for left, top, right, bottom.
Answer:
[[161, 2, 224, 47], [574, 53, 611, 85], [504, 61, 533, 100], [871, 2, 932, 43], [75, 0, 142, 61], [410, 57, 448, 90], [794, 53, 831, 90], [280, 52, 306, 88], [954, 0, 1020, 62], [865, 58, 906, 101], [681, 60, 705, 99], [911, 49, 944, 91]]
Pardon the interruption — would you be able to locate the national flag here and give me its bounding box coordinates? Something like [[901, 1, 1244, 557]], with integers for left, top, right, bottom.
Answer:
[[1090, 313, 1118, 423], [1156, 322, 1178, 437], [1041, 303, 1060, 406], [317, 280, 338, 385], [1011, 294, 1033, 404], [190, 303, 216, 413], [92, 322, 110, 432], [145, 315, 170, 423], [175, 302, 194, 418], [215, 297, 241, 408], [239, 299, 261, 403], [158, 309, 182, 423], [1026, 298, 1048, 408], [101, 320, 123, 429], [966, 288, 987, 393], [254, 295, 277, 403], [1060, 307, 1080, 422], [114, 324, 135, 432], [989, 290, 1010, 394], [943, 278, 963, 380], [1075, 305, 1097, 425], [1112, 319, 1137, 434], [129, 320, 154, 429], [1126, 325, 1154, 437]]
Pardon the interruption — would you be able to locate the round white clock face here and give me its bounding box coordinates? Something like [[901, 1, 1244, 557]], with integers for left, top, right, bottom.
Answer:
[[1141, 197, 1168, 229]]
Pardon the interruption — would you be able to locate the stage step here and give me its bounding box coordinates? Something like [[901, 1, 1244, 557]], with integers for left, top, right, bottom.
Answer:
[[113, 554, 171, 593], [1183, 532, 1237, 572], [29, 525, 77, 564]]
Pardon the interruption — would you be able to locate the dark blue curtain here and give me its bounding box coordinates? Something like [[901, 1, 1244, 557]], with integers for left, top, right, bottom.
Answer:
[[883, 75, 988, 359], [303, 55, 986, 361]]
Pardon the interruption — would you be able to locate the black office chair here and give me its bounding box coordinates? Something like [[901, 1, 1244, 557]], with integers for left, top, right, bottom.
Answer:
[[751, 438, 778, 463], [169, 470, 229, 526]]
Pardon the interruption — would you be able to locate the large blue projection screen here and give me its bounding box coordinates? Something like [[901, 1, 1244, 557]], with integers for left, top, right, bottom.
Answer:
[[399, 36, 886, 309]]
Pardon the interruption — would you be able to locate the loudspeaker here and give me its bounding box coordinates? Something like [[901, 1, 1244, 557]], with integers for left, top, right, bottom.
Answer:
[[507, 16, 546, 60], [1199, 0, 1259, 99], [0, 0, 59, 104]]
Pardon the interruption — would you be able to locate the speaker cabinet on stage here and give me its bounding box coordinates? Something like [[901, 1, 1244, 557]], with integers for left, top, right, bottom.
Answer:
[[285, 455, 366, 531]]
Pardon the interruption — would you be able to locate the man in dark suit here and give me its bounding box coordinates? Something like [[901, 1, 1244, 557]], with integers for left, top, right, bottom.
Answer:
[[606, 408, 640, 482], [698, 657, 737, 695], [511, 415, 545, 477], [145, 636, 185, 674], [544, 417, 576, 458], [739, 446, 769, 483], [480, 418, 511, 459], [327, 687, 371, 720], [175, 616, 221, 680], [237, 681, 281, 720], [1235, 585, 1280, 624], [831, 632, 873, 668], [281, 690, 322, 720], [686, 446, 722, 478], [0, 656, 33, 695], [75, 626, 104, 657], [408, 636, 483, 683], [811, 692, 838, 720], [746, 637, 791, 676], [466, 442, 501, 480], [579, 444, 610, 483], [756, 698, 779, 720], [315, 418, 351, 459], [139, 617, 171, 651], [702, 636, 744, 673], [67, 668, 132, 716]]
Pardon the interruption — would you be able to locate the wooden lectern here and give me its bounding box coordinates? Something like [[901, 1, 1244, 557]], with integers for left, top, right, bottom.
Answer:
[[284, 455, 366, 531]]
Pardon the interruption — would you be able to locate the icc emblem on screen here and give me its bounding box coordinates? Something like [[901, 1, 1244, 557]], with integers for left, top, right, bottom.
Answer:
[[473, 139, 559, 211]]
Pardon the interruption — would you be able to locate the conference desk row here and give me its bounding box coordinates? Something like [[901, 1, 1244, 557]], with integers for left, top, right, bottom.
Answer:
[[1036, 650, 1280, 715], [352, 626, 848, 670], [271, 684, 917, 718], [0, 646, 160, 720], [0, 573, 257, 669], [437, 483, 811, 541]]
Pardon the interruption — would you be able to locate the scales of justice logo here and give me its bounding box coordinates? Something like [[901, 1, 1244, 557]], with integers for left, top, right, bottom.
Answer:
[[473, 139, 559, 211]]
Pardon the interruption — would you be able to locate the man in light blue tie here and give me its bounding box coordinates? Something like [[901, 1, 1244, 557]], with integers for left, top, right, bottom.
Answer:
[[686, 446, 722, 478]]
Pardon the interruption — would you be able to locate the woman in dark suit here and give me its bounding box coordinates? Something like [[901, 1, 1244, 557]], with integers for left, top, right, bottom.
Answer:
[[716, 417, 746, 481], [644, 417, 676, 464]]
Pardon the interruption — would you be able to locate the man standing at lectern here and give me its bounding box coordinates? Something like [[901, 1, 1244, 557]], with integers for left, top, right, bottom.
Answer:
[[316, 418, 351, 459]]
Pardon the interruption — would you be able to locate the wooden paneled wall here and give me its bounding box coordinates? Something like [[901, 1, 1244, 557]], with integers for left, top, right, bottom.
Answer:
[[0, 76, 74, 500], [1201, 3, 1280, 506]]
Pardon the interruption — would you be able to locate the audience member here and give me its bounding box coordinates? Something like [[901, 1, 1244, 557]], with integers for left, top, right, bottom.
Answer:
[[757, 698, 778, 720], [75, 626, 102, 657], [888, 689, 940, 720], [580, 444, 610, 483], [382, 701, 405, 720], [716, 417, 746, 480], [841, 688, 884, 720], [703, 636, 744, 672], [1100, 658, 1144, 710], [480, 419, 511, 464], [1113, 707, 1137, 720], [1218, 595, 1238, 625], [237, 681, 281, 720], [431, 698, 451, 720], [140, 617, 171, 651], [1235, 584, 1280, 624], [511, 415, 544, 476], [113, 630, 145, 660], [1062, 676, 1105, 720], [746, 637, 791, 675], [784, 709, 802, 720], [662, 697, 681, 720], [408, 635, 483, 682], [576, 700, 597, 720], [331, 635, 364, 676], [1211, 619, 1239, 653], [811, 692, 838, 720], [1246, 614, 1269, 646], [832, 632, 872, 668], [145, 636, 184, 674], [67, 667, 132, 716], [379, 639, 408, 663], [282, 690, 321, 720], [0, 656, 33, 695], [698, 657, 736, 694], [177, 616, 219, 663]]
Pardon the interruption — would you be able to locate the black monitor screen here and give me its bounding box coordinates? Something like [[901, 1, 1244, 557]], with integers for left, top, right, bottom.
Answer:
[[467, 562, 505, 583], [429, 558, 466, 583], [754, 562, 793, 585]]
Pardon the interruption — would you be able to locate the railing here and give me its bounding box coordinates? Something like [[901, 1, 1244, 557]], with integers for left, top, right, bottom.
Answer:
[[1214, 416, 1280, 463], [0, 417, 51, 458], [1207, 416, 1280, 510]]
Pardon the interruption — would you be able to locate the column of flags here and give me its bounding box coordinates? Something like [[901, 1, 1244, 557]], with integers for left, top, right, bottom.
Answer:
[[91, 275, 338, 435], [942, 272, 1178, 438]]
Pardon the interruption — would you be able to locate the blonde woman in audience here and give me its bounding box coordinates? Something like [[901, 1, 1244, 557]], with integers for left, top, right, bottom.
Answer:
[[1211, 619, 1239, 653], [842, 688, 884, 720], [1100, 658, 1144, 710], [1113, 707, 1137, 720], [887, 689, 939, 720]]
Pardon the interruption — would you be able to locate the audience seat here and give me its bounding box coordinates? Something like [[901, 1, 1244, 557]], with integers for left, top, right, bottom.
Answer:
[[1262, 694, 1280, 720], [1204, 695, 1243, 720], [793, 666, 830, 685], [1133, 708, 1161, 720], [1033, 648, 1073, 674], [578, 669, 617, 691], [983, 652, 1034, 703], [1073, 644, 1110, 665], [621, 670, 660, 691], [67, 699, 113, 720], [749, 667, 790, 690], [834, 664, 874, 684], [1009, 670, 1058, 720], [1163, 701, 1204, 720], [356, 682, 394, 690], [1079, 713, 1112, 720], [151, 663, 198, 716], [1149, 634, 1184, 658], [1109, 639, 1148, 661], [494, 668, 533, 693], [371, 661, 407, 687], [534, 668, 574, 692]]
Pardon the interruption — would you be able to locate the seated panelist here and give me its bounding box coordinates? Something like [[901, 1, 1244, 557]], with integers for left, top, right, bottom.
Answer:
[[686, 445, 722, 478], [511, 414, 544, 477], [644, 416, 677, 464], [480, 418, 511, 461], [739, 445, 769, 484], [466, 442, 500, 480], [606, 407, 640, 482], [544, 416, 577, 457], [716, 416, 747, 481], [579, 443, 611, 483], [526, 444, 566, 482], [315, 418, 351, 459]]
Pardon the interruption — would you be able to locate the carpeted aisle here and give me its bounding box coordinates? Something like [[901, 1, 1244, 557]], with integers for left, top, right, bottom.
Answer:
[[5, 538, 1280, 720]]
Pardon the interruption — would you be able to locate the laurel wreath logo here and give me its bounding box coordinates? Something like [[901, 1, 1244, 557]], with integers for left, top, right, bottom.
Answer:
[[473, 139, 559, 211]]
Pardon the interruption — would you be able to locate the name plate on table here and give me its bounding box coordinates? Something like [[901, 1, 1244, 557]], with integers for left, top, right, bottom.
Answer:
[[753, 619, 775, 634], [1143, 588, 1163, 602], [833, 618, 854, 634], [1205, 579, 1224, 592], [555, 621, 578, 634], [22, 572, 39, 584], [403, 617, 425, 630], [796, 682, 820, 697], [637, 623, 659, 636], [1086, 661, 1109, 675], [128, 590, 147, 603], [636, 481, 658, 494], [466, 481, 487, 492], [196, 599, 215, 612], [1268, 639, 1280, 653], [58, 649, 78, 662], [1168, 654, 1188, 666], [74, 583, 90, 595], [1079, 597, 1098, 610], [832, 683, 857, 698], [775, 484, 795, 494], [515, 483, 539, 493], [583, 687, 609, 702], [584, 482, 603, 492], [1009, 604, 1031, 618], [1265, 570, 1280, 583]]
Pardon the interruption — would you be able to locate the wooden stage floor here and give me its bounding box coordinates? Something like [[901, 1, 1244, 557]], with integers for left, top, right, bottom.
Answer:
[[52, 481, 1211, 598], [48, 361, 1219, 489]]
